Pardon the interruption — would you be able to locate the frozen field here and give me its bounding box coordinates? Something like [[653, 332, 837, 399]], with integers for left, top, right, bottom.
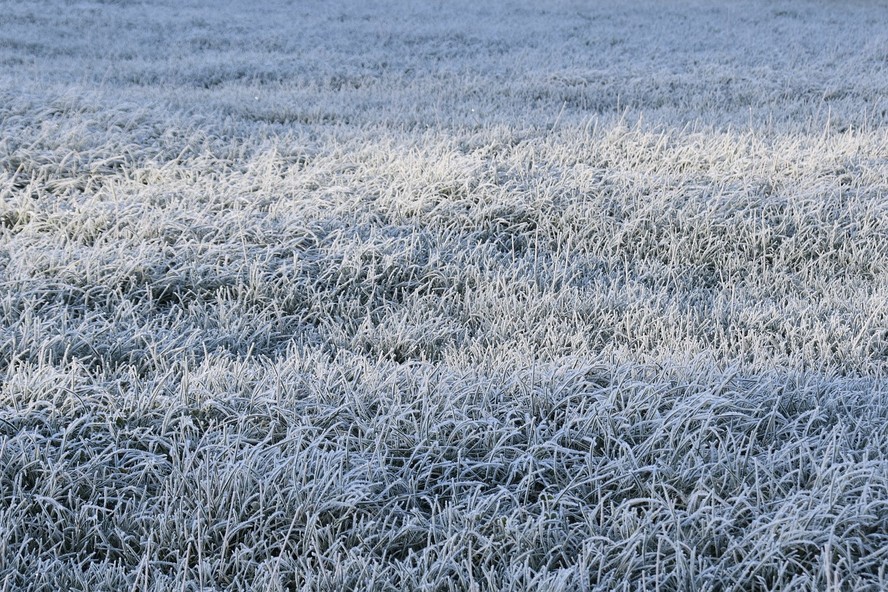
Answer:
[[2, 0, 888, 590]]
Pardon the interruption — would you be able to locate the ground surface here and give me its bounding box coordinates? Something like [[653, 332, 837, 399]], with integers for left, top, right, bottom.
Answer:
[[2, 1, 888, 590]]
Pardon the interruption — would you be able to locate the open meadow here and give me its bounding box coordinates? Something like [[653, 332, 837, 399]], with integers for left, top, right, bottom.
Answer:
[[2, 0, 888, 590]]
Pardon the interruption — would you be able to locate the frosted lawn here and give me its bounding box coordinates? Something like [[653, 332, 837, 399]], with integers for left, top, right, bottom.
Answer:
[[1, 1, 888, 590]]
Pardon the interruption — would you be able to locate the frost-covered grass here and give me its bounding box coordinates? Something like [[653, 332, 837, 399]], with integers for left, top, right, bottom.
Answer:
[[2, 0, 888, 590]]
